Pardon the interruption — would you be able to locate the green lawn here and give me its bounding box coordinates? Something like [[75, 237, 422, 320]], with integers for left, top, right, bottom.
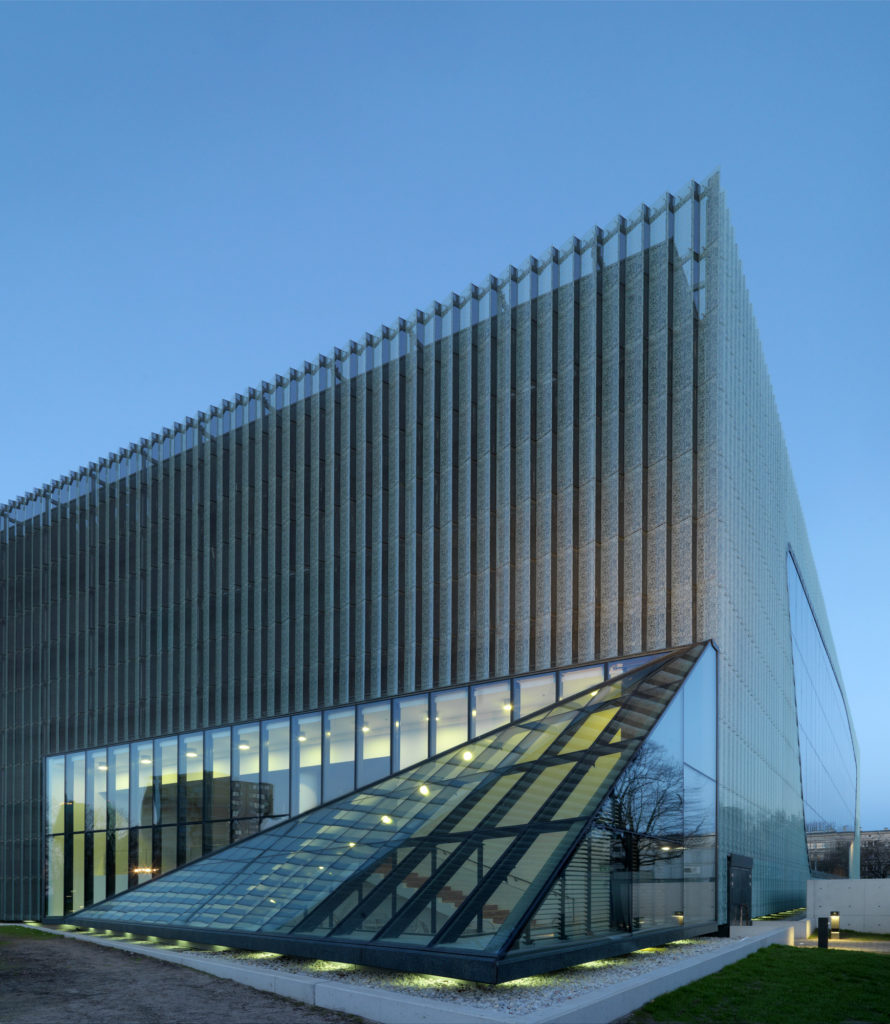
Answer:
[[630, 944, 890, 1024], [0, 925, 59, 941]]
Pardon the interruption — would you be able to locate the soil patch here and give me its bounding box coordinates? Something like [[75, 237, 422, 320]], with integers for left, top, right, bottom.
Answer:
[[0, 928, 366, 1024]]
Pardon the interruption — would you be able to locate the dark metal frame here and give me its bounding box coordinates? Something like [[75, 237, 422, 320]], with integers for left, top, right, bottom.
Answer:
[[67, 917, 719, 984]]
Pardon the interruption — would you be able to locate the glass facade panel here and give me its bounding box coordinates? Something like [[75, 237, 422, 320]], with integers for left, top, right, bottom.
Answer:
[[160, 825, 177, 873], [788, 554, 858, 876], [108, 746, 130, 831], [394, 695, 429, 771], [233, 724, 262, 820], [607, 653, 666, 680], [357, 702, 391, 787], [234, 724, 260, 778], [204, 820, 229, 857], [180, 733, 204, 823], [66, 753, 85, 833], [86, 750, 107, 832], [682, 644, 717, 779], [185, 823, 203, 864], [324, 707, 355, 801], [631, 843, 684, 933], [154, 737, 178, 825], [47, 835, 64, 916], [471, 681, 511, 737], [71, 833, 85, 911], [232, 817, 260, 841], [131, 742, 153, 828], [673, 198, 693, 258], [449, 830, 567, 950], [92, 832, 106, 904], [136, 827, 153, 884], [432, 689, 467, 753], [683, 766, 717, 925], [261, 719, 290, 821], [47, 756, 65, 835], [560, 664, 604, 699], [515, 674, 556, 717], [293, 713, 322, 814], [113, 829, 129, 894], [388, 836, 515, 945], [206, 728, 231, 822]]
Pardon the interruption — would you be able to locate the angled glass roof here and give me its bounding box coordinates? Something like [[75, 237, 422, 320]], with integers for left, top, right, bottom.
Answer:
[[71, 644, 709, 980]]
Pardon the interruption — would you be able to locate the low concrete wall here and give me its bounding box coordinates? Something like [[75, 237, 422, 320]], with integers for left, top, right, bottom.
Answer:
[[807, 878, 890, 934]]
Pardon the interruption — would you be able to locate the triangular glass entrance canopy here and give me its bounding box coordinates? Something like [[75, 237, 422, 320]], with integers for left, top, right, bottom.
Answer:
[[71, 644, 715, 982]]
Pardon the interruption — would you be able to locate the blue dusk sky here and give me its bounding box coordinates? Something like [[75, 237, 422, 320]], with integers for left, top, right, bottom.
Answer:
[[2, 3, 888, 828]]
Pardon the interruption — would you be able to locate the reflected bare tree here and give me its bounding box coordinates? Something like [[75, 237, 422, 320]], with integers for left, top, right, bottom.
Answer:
[[607, 744, 685, 851], [599, 743, 684, 931], [861, 834, 890, 879]]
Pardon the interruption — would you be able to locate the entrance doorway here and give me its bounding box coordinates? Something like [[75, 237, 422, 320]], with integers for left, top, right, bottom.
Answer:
[[727, 853, 752, 926]]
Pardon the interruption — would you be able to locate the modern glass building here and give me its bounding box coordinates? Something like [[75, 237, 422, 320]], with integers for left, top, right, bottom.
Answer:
[[0, 172, 858, 978]]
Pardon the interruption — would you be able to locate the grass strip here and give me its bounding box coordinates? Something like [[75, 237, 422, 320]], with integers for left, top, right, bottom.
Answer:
[[631, 944, 890, 1024], [0, 925, 60, 941]]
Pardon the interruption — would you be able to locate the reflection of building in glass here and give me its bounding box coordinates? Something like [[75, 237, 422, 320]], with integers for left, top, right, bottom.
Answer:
[[804, 829, 889, 880], [859, 831, 890, 879], [2, 173, 858, 977], [804, 830, 855, 878]]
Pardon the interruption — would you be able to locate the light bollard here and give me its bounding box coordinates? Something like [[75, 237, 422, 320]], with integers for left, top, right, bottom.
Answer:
[[817, 916, 830, 948]]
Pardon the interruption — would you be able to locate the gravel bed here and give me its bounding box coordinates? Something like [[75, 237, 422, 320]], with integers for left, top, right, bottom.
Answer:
[[111, 934, 735, 1015]]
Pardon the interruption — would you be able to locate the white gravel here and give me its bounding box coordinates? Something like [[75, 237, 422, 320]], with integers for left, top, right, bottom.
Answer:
[[131, 934, 736, 1015]]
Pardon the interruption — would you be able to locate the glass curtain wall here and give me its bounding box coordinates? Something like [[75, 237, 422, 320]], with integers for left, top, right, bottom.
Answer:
[[513, 644, 717, 953], [787, 554, 858, 877], [46, 652, 675, 916], [69, 644, 716, 982]]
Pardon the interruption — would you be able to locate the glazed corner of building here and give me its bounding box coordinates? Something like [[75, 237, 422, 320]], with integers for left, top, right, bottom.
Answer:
[[0, 169, 859, 932]]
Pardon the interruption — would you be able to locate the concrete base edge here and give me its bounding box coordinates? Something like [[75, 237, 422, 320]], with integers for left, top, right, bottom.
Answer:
[[26, 922, 809, 1024]]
